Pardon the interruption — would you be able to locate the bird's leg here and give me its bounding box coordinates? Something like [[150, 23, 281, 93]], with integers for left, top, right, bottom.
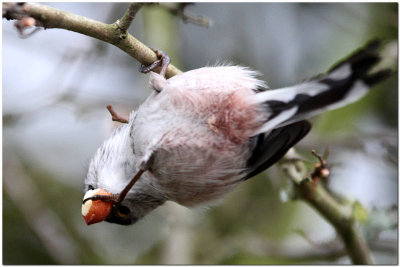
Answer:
[[82, 169, 146, 204], [139, 49, 171, 78]]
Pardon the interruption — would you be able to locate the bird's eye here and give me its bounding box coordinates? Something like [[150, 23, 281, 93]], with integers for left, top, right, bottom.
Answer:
[[88, 185, 95, 190], [116, 205, 130, 218]]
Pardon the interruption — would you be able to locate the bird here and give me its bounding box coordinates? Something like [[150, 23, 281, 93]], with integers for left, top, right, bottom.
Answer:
[[82, 40, 391, 226]]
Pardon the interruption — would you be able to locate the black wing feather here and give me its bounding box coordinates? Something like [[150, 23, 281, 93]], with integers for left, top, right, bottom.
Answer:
[[243, 120, 311, 180]]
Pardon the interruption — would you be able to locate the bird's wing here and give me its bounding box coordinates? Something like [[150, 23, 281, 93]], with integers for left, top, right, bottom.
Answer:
[[243, 120, 311, 180]]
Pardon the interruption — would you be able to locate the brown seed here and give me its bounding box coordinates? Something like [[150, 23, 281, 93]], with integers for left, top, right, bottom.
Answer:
[[82, 188, 112, 225]]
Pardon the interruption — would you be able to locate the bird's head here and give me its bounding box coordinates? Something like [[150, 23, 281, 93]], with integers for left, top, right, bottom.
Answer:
[[82, 123, 141, 225], [83, 123, 165, 226], [81, 186, 137, 225]]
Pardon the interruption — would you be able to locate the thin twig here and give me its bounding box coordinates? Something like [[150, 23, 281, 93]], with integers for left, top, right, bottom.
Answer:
[[280, 151, 374, 264], [107, 105, 129, 124], [160, 3, 212, 28], [116, 3, 144, 37], [310, 150, 330, 181], [2, 2, 182, 78], [182, 9, 212, 28]]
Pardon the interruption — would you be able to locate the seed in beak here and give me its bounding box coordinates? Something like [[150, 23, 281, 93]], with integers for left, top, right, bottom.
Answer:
[[82, 188, 112, 225]]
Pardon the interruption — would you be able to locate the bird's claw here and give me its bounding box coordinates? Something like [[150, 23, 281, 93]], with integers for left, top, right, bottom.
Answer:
[[139, 49, 170, 78]]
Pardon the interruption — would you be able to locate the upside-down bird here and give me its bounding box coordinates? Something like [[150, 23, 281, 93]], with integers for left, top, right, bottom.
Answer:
[[82, 40, 391, 225]]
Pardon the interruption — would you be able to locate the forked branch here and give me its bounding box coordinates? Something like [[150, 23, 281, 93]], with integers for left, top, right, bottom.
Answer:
[[116, 3, 144, 37], [280, 150, 373, 264], [2, 2, 182, 78]]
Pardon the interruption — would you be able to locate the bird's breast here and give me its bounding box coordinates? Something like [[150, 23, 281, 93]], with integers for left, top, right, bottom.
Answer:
[[133, 79, 264, 206]]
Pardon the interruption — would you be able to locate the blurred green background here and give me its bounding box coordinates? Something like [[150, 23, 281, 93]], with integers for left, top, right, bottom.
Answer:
[[3, 3, 398, 264]]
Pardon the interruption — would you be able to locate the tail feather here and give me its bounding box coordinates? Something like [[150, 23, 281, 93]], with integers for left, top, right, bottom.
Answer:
[[254, 40, 391, 134]]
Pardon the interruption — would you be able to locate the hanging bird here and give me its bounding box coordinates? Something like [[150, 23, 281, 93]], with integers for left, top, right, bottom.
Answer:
[[82, 40, 391, 225]]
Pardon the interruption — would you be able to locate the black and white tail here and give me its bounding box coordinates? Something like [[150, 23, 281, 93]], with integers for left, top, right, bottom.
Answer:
[[254, 40, 392, 134], [243, 40, 391, 180]]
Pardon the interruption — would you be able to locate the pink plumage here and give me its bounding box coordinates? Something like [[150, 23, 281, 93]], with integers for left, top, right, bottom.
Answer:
[[153, 66, 266, 144], [84, 41, 390, 225]]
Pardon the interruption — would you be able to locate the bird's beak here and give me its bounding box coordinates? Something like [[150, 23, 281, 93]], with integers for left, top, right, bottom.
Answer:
[[82, 188, 113, 225], [81, 169, 146, 225]]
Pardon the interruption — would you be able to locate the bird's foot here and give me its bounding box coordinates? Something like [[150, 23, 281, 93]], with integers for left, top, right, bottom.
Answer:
[[139, 49, 170, 78]]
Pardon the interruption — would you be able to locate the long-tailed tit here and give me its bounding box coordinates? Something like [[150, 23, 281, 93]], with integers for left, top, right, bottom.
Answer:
[[82, 41, 391, 225]]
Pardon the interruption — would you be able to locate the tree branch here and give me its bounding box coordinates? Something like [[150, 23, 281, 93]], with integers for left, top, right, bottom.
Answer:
[[115, 3, 144, 36], [296, 179, 373, 264], [280, 150, 374, 264], [2, 2, 182, 78]]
